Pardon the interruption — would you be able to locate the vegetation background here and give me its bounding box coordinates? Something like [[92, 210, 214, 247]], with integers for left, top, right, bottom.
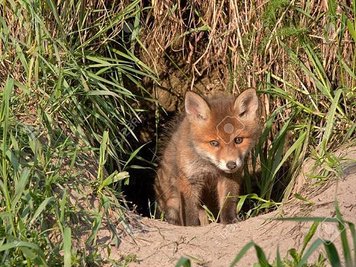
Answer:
[[0, 0, 355, 266]]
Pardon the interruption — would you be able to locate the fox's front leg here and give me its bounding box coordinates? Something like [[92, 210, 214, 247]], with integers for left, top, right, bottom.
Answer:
[[154, 167, 183, 225], [179, 177, 201, 226], [164, 191, 200, 226], [217, 177, 241, 224], [163, 193, 182, 225], [160, 177, 201, 226]]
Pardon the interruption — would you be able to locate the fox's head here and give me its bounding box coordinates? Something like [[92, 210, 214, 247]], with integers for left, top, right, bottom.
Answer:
[[185, 89, 261, 173]]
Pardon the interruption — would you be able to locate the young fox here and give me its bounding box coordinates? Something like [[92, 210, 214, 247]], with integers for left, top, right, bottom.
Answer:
[[154, 89, 261, 226]]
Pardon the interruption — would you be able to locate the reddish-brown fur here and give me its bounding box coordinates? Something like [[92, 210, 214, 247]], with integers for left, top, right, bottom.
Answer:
[[154, 89, 262, 226]]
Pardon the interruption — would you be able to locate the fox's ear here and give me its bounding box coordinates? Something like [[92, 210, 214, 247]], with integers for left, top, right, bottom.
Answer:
[[185, 91, 210, 121], [233, 89, 259, 119]]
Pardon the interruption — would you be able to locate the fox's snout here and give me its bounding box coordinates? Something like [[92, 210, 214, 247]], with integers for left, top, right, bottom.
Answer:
[[194, 142, 246, 173], [214, 154, 243, 173], [226, 161, 237, 170]]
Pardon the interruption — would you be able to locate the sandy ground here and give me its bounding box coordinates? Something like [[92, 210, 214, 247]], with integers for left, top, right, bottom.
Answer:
[[98, 147, 356, 266]]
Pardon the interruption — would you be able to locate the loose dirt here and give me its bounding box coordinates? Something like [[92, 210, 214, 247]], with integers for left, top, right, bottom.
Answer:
[[98, 146, 356, 266]]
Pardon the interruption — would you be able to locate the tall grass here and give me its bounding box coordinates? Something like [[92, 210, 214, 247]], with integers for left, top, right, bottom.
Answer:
[[0, 0, 155, 265], [1, 0, 156, 167]]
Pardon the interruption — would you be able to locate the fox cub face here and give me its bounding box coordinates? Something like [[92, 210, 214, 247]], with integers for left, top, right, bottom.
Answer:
[[185, 89, 261, 173]]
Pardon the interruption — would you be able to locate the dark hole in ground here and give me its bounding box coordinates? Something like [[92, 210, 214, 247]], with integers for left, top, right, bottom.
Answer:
[[122, 143, 157, 217], [120, 111, 176, 217]]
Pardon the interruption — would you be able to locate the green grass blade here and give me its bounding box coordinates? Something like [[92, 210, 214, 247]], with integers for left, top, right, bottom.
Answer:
[[324, 241, 341, 267], [0, 77, 15, 236], [276, 247, 284, 267], [335, 203, 352, 266], [255, 243, 272, 267], [236, 194, 248, 214], [288, 248, 299, 264], [98, 171, 130, 191], [297, 239, 324, 267], [348, 222, 356, 267], [0, 241, 47, 266], [319, 89, 342, 155], [11, 167, 30, 209], [271, 131, 307, 182], [63, 227, 72, 267], [230, 241, 255, 267], [300, 221, 319, 255], [123, 143, 147, 170], [347, 18, 356, 42], [29, 197, 55, 226], [98, 131, 109, 183], [175, 257, 191, 267]]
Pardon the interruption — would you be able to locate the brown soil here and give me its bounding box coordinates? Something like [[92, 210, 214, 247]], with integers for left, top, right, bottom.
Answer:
[[95, 146, 356, 267]]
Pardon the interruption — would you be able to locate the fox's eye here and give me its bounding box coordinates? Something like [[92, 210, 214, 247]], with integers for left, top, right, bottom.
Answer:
[[234, 137, 243, 144], [209, 140, 220, 147]]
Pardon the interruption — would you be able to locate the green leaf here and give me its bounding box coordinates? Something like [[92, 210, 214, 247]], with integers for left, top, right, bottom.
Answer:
[[275, 247, 284, 267], [98, 171, 130, 191], [0, 241, 47, 265], [29, 197, 55, 226], [319, 89, 343, 155], [255, 244, 272, 267], [301, 221, 319, 255], [324, 242, 341, 267], [346, 19, 356, 42], [11, 168, 31, 209], [348, 222, 356, 267], [63, 227, 72, 267], [230, 241, 255, 267], [288, 248, 299, 263], [297, 239, 324, 267], [175, 257, 191, 267], [123, 143, 147, 170], [335, 203, 352, 266]]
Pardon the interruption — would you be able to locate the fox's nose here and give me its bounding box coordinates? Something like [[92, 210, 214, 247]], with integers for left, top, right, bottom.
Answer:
[[226, 161, 237, 170]]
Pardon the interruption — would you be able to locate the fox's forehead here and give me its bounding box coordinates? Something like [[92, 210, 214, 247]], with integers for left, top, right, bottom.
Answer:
[[203, 117, 246, 140], [206, 96, 237, 122]]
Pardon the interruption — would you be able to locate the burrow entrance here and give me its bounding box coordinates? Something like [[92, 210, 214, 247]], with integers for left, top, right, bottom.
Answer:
[[120, 103, 291, 221]]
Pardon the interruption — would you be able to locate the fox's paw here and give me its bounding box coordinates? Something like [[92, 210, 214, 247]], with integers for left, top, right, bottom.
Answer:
[[165, 208, 182, 225], [221, 218, 238, 224], [220, 213, 238, 224]]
